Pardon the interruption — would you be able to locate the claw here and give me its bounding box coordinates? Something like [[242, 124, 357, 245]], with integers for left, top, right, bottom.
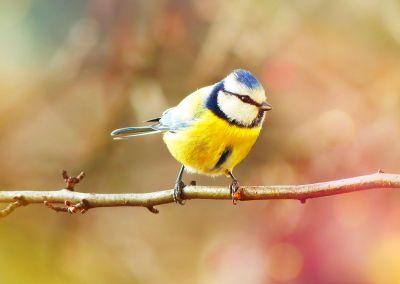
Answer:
[[173, 165, 186, 205], [226, 170, 240, 205], [230, 179, 240, 205], [173, 180, 186, 205]]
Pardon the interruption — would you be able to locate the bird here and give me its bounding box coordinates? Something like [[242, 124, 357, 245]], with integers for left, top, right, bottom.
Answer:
[[111, 69, 272, 204]]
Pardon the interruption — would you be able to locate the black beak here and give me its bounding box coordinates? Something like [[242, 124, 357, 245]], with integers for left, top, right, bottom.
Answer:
[[260, 101, 272, 111]]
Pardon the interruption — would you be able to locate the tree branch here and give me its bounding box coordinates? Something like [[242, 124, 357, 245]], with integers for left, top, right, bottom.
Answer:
[[1, 171, 399, 217]]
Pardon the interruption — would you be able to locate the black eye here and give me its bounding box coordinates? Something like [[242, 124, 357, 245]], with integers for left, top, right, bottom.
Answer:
[[239, 95, 250, 102], [222, 90, 255, 105]]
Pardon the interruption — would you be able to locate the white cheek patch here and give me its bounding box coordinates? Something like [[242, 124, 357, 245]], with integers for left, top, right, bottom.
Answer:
[[217, 92, 259, 126]]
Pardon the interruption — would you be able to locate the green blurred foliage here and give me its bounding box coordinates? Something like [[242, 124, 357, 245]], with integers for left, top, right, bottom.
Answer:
[[1, 0, 400, 283]]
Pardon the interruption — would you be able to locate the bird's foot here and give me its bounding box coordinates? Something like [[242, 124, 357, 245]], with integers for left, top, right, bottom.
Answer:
[[230, 179, 240, 205], [173, 180, 186, 205]]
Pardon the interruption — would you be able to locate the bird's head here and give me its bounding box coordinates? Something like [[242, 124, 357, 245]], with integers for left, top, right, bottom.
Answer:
[[209, 69, 272, 127]]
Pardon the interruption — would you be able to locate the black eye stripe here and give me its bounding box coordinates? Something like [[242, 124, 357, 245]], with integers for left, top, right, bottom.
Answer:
[[222, 90, 261, 107]]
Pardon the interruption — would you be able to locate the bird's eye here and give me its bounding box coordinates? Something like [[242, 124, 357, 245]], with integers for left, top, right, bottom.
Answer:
[[223, 90, 255, 105], [239, 95, 250, 102]]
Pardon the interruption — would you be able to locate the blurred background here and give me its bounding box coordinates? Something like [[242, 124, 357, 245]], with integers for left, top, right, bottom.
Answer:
[[1, 0, 400, 283]]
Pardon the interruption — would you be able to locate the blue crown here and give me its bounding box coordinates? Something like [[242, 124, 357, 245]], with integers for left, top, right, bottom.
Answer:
[[233, 69, 260, 89]]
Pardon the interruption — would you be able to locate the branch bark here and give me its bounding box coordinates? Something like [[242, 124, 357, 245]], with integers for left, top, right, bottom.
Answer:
[[1, 171, 399, 217]]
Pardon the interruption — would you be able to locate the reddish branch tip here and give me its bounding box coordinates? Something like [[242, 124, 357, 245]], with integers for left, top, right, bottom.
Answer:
[[65, 200, 89, 214], [42, 171, 89, 215], [44, 200, 68, 212], [44, 199, 89, 214], [62, 170, 86, 191]]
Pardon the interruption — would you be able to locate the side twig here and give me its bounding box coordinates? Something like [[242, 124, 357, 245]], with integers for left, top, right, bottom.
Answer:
[[1, 170, 400, 217], [0, 197, 26, 217]]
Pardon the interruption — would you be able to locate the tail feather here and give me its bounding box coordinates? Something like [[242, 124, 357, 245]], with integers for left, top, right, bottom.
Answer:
[[146, 117, 161, 123], [111, 126, 162, 140]]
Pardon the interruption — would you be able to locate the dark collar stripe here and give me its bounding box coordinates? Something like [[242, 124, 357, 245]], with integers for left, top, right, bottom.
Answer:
[[205, 82, 264, 128]]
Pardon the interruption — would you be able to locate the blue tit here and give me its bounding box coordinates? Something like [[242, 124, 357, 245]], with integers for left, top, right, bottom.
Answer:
[[111, 69, 272, 204]]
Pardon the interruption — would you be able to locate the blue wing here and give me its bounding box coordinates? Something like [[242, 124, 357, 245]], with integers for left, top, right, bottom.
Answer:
[[152, 86, 211, 132], [111, 86, 211, 139]]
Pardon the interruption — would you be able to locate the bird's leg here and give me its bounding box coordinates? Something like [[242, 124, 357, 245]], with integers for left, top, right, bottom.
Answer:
[[173, 165, 186, 205], [227, 170, 240, 204]]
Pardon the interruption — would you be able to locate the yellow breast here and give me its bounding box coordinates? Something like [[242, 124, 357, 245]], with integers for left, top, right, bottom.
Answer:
[[163, 110, 261, 176]]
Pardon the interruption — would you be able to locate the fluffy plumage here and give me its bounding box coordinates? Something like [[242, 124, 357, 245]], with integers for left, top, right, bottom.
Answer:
[[111, 69, 271, 201]]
